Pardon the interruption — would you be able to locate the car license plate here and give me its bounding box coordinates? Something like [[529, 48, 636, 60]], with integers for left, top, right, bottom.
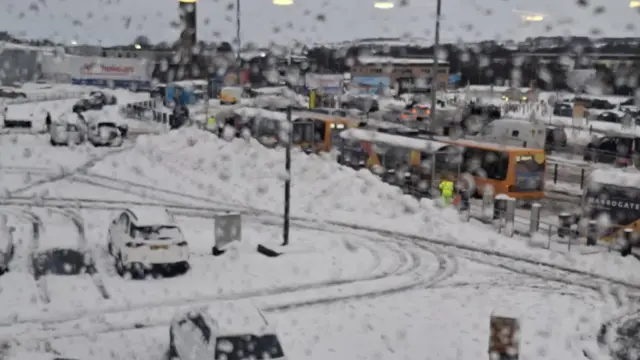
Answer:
[[150, 245, 168, 250]]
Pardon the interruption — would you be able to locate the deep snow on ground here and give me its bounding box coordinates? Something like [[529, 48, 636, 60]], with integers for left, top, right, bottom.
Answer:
[[81, 128, 640, 284], [0, 126, 633, 360], [17, 275, 605, 360]]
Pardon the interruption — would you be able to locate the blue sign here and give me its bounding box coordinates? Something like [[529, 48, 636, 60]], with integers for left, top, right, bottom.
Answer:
[[71, 78, 151, 91], [448, 74, 461, 84], [352, 76, 390, 95]]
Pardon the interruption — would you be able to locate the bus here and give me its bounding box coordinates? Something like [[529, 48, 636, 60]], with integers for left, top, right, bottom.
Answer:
[[291, 111, 355, 153], [338, 128, 547, 200], [216, 107, 355, 152], [581, 167, 640, 241]]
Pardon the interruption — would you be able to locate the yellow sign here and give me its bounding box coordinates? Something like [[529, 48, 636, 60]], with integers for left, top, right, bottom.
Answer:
[[572, 103, 586, 118], [179, 0, 197, 3]]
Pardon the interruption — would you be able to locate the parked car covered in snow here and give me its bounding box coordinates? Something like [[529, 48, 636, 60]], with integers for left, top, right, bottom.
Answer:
[[107, 207, 190, 278], [169, 302, 286, 360], [0, 88, 27, 99], [72, 97, 102, 113], [49, 113, 87, 146], [86, 118, 127, 147], [89, 90, 117, 106]]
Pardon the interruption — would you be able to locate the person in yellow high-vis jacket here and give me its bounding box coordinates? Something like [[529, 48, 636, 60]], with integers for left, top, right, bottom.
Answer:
[[439, 174, 455, 205]]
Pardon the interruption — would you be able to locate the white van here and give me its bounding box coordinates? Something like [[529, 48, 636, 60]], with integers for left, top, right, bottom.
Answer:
[[475, 118, 547, 149]]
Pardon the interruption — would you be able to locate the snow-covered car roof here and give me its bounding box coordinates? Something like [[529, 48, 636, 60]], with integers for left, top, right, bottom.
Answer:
[[55, 112, 84, 125], [589, 167, 640, 188], [127, 207, 173, 226], [35, 224, 82, 252], [177, 301, 273, 335]]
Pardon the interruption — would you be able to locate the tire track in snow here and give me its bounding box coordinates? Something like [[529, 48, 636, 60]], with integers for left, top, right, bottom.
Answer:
[[0, 218, 434, 329], [21, 210, 50, 304], [51, 208, 110, 300], [3, 240, 443, 341], [28, 208, 110, 306], [7, 146, 133, 197]]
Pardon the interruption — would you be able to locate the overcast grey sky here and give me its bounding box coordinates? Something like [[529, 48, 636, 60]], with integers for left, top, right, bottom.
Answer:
[[1, 0, 638, 46]]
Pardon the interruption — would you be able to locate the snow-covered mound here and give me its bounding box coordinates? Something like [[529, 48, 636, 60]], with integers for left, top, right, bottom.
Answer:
[[67, 127, 640, 282]]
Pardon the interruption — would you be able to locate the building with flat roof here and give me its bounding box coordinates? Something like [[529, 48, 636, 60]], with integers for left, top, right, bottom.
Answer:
[[351, 55, 450, 93]]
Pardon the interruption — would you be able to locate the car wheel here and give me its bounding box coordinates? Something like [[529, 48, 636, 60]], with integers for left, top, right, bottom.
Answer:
[[129, 262, 145, 279], [168, 329, 178, 360], [50, 139, 57, 146], [115, 253, 125, 277], [175, 261, 190, 275]]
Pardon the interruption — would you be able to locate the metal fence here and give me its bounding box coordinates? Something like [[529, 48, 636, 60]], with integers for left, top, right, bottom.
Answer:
[[461, 198, 628, 254]]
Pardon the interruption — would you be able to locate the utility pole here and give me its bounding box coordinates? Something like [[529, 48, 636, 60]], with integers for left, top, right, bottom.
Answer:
[[282, 106, 292, 246], [430, 0, 442, 133], [236, 0, 242, 86]]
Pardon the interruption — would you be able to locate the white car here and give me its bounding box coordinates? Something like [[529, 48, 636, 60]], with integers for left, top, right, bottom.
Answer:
[[49, 113, 87, 146], [86, 119, 127, 147], [107, 207, 189, 278], [169, 302, 286, 360]]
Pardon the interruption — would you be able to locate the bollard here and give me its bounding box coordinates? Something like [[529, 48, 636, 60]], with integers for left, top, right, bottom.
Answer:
[[529, 203, 541, 235], [586, 220, 598, 246], [503, 197, 516, 237], [621, 228, 634, 257], [580, 168, 585, 189], [457, 192, 471, 222], [493, 194, 509, 221], [553, 163, 558, 184], [482, 191, 493, 220], [557, 212, 572, 238]]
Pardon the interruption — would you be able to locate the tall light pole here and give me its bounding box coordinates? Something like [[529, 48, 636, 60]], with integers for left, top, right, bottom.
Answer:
[[430, 0, 442, 131], [236, 0, 241, 85]]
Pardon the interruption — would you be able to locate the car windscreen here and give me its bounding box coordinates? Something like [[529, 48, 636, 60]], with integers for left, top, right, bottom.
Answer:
[[32, 249, 96, 278], [132, 226, 181, 241], [215, 334, 284, 360]]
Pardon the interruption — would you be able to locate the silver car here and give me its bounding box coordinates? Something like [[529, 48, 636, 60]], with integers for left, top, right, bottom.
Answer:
[[49, 114, 86, 146]]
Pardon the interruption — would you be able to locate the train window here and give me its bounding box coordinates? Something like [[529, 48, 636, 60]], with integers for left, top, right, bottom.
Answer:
[[314, 120, 326, 141], [292, 121, 314, 143], [462, 148, 508, 180]]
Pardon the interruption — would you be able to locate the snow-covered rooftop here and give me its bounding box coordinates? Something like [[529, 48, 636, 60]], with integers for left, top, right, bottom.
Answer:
[[588, 167, 640, 188], [340, 128, 450, 153]]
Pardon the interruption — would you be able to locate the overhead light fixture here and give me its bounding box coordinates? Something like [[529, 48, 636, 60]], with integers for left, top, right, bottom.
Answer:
[[631, 0, 640, 7], [273, 0, 293, 5], [522, 14, 544, 22], [179, 0, 197, 3], [374, 1, 394, 9]]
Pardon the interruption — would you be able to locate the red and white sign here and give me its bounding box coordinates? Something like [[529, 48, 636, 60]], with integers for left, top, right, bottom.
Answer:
[[70, 56, 151, 81], [80, 62, 137, 76], [40, 53, 152, 82]]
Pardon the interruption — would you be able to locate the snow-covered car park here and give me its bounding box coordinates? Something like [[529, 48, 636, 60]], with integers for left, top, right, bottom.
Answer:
[[1, 118, 640, 360]]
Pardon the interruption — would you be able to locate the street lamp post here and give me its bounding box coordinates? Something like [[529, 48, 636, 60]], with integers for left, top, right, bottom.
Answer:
[[430, 0, 442, 132], [236, 0, 241, 85]]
